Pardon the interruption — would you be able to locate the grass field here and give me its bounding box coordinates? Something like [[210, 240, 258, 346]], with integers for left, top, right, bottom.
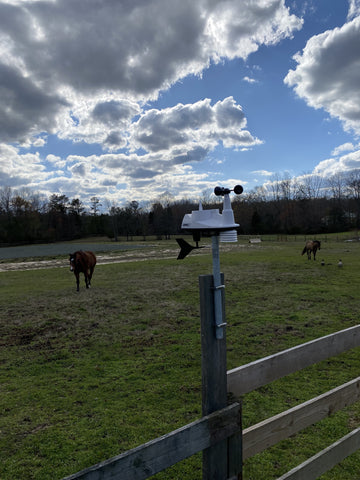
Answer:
[[1, 236, 360, 479]]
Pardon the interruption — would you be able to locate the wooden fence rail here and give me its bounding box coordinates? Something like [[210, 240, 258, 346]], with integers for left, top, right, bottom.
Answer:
[[276, 427, 360, 480], [63, 403, 241, 480], [243, 377, 360, 460], [227, 324, 360, 396], [227, 325, 360, 479]]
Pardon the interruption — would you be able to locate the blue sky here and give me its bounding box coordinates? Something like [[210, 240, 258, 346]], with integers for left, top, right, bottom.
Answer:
[[1, 0, 360, 210]]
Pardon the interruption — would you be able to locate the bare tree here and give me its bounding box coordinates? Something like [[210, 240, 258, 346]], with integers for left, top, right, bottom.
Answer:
[[0, 186, 12, 215], [200, 188, 214, 206], [90, 196, 101, 216], [296, 173, 324, 200], [268, 174, 282, 202], [345, 169, 360, 227], [279, 172, 294, 201], [327, 172, 346, 201], [247, 185, 269, 203], [346, 169, 360, 200]]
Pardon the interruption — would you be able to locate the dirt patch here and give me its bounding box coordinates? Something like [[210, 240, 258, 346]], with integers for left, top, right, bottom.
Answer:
[[0, 248, 182, 272], [0, 241, 241, 272]]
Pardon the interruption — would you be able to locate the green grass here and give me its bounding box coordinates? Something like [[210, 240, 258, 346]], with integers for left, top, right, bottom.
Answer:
[[1, 238, 360, 479]]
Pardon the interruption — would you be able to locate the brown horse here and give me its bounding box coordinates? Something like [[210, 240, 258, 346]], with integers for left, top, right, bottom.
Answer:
[[69, 250, 96, 291], [301, 240, 321, 260]]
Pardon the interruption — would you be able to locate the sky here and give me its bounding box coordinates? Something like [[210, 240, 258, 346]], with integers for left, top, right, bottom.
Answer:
[[1, 0, 360, 211]]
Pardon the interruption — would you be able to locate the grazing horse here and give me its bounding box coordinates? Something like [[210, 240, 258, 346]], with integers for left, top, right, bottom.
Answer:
[[301, 240, 321, 261], [69, 250, 96, 291]]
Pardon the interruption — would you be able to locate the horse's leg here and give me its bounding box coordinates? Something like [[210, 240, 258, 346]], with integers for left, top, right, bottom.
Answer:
[[307, 249, 311, 260], [75, 272, 80, 291], [85, 269, 91, 288], [89, 266, 94, 285], [313, 248, 317, 260]]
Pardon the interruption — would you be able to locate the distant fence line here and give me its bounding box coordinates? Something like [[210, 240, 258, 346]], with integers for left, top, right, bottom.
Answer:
[[241, 233, 360, 243], [1, 232, 359, 255], [115, 233, 360, 243]]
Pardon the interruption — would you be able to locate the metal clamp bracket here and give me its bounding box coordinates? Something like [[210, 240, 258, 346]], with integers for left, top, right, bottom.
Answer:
[[216, 322, 227, 328]]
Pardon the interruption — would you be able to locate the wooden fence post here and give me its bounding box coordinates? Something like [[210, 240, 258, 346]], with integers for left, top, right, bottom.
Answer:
[[200, 273, 229, 479]]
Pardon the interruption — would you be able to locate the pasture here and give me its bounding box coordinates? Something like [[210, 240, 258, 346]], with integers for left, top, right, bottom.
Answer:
[[1, 236, 360, 479]]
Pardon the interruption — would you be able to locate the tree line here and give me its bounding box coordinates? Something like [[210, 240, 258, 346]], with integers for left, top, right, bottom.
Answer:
[[1, 170, 360, 245]]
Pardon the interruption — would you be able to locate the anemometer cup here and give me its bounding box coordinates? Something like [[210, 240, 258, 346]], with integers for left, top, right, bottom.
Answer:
[[214, 184, 243, 197]]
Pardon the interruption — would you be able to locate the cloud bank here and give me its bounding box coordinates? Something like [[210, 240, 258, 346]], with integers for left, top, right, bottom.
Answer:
[[0, 0, 303, 204], [11, 1, 360, 208], [0, 0, 301, 144], [285, 15, 360, 135]]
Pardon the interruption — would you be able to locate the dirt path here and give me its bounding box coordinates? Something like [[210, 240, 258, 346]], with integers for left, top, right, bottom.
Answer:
[[0, 248, 186, 272], [0, 241, 244, 272]]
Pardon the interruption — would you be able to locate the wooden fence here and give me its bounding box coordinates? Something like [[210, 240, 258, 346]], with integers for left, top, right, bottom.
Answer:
[[63, 277, 360, 480], [229, 324, 360, 477]]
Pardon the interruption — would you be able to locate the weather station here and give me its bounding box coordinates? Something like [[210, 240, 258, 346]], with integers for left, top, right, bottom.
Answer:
[[175, 184, 244, 477], [176, 184, 243, 339]]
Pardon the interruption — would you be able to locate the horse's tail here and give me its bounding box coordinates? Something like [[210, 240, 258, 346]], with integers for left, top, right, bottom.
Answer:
[[301, 246, 307, 255]]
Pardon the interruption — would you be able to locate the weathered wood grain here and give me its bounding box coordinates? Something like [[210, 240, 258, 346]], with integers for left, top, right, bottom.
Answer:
[[276, 427, 360, 480], [227, 325, 360, 396], [62, 403, 241, 480], [243, 377, 360, 460], [199, 273, 230, 479]]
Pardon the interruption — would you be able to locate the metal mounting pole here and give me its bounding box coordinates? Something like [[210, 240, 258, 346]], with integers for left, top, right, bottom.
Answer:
[[212, 235, 226, 339]]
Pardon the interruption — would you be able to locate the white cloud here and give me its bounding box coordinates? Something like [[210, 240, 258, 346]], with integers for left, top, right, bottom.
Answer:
[[243, 76, 258, 84], [55, 97, 140, 149], [284, 16, 360, 134], [348, 0, 360, 20], [0, 0, 303, 204], [0, 94, 261, 203], [314, 149, 360, 177], [0, 0, 302, 145], [69, 162, 88, 178], [331, 142, 358, 156], [204, 0, 302, 61], [130, 97, 261, 154], [0, 143, 49, 187], [251, 169, 274, 177]]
